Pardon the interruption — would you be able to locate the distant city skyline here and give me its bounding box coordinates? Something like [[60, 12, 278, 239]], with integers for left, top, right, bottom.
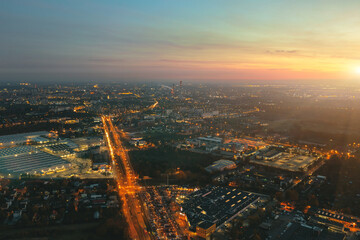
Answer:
[[2, 0, 360, 82]]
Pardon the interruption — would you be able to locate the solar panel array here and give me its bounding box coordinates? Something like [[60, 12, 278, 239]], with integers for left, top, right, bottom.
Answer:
[[0, 146, 37, 157], [0, 146, 70, 174]]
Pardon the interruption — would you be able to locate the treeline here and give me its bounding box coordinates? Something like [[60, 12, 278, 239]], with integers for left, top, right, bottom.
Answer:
[[130, 146, 215, 185]]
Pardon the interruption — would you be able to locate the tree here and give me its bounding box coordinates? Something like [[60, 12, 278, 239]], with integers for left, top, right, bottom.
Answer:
[[274, 192, 284, 202], [253, 233, 262, 240], [226, 219, 244, 240], [285, 189, 299, 202], [248, 214, 261, 226], [308, 194, 319, 207]]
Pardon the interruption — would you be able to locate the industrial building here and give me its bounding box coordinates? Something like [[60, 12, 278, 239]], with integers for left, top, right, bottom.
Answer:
[[250, 146, 319, 172], [0, 131, 52, 147], [0, 146, 71, 176], [71, 137, 103, 151], [279, 222, 346, 240], [196, 221, 216, 240], [205, 159, 237, 173], [43, 139, 78, 157], [181, 186, 262, 236], [197, 136, 223, 145], [186, 136, 223, 152], [308, 208, 360, 233]]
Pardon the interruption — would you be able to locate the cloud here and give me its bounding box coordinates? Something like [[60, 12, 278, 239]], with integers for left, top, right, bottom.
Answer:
[[266, 50, 298, 55], [87, 58, 125, 64]]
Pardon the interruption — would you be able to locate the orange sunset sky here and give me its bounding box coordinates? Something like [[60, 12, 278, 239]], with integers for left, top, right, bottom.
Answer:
[[1, 0, 360, 82]]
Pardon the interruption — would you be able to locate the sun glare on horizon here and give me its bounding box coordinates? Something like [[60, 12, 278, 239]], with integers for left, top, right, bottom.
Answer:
[[355, 67, 360, 75]]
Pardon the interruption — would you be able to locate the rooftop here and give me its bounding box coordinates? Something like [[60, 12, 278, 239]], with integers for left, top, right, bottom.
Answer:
[[205, 159, 236, 173], [280, 222, 346, 240], [251, 152, 317, 172], [0, 146, 70, 175], [197, 220, 215, 230], [0, 131, 51, 146], [182, 186, 260, 230]]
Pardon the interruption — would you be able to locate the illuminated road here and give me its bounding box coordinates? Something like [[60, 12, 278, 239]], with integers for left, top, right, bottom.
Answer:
[[102, 112, 187, 240], [102, 116, 151, 240], [147, 100, 158, 110]]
